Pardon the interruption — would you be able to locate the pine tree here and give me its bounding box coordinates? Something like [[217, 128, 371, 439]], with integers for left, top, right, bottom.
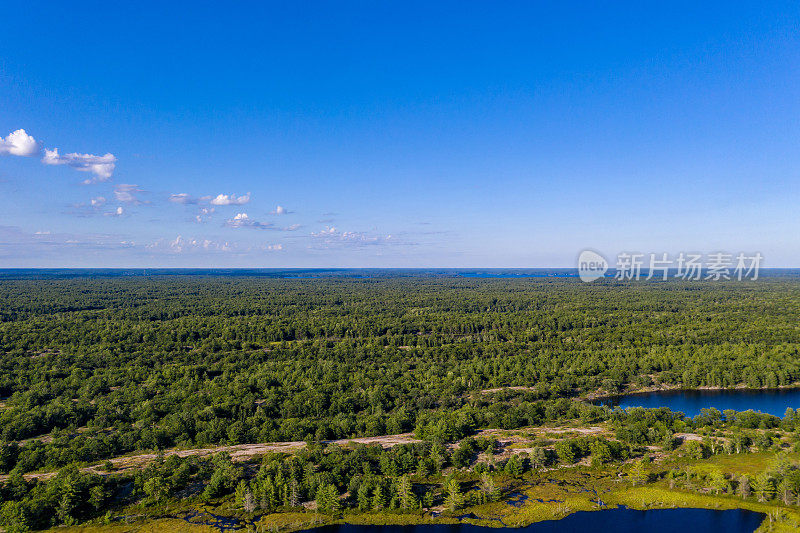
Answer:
[[244, 489, 257, 512], [416, 459, 431, 477], [89, 484, 107, 511], [738, 475, 751, 498], [329, 487, 342, 516], [256, 476, 278, 511], [778, 478, 793, 505], [505, 455, 523, 477], [1, 501, 29, 533], [257, 480, 269, 511], [785, 470, 800, 505], [397, 475, 417, 509], [143, 476, 170, 504], [372, 485, 387, 510], [422, 490, 435, 508], [753, 472, 775, 502], [357, 484, 371, 511], [589, 440, 612, 465], [430, 443, 445, 473], [444, 478, 463, 511], [732, 431, 749, 454], [530, 447, 547, 470], [554, 441, 575, 464], [708, 471, 728, 494], [57, 474, 79, 526], [236, 480, 257, 513], [289, 478, 300, 508], [629, 460, 649, 486], [235, 480, 248, 509], [57, 490, 77, 526], [480, 472, 499, 503], [316, 483, 341, 515]]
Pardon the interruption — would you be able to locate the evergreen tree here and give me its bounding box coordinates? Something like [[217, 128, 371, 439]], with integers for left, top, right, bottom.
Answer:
[[372, 485, 386, 510], [422, 489, 435, 508], [785, 470, 800, 505], [357, 484, 371, 511], [397, 475, 417, 510], [589, 440, 612, 465], [289, 478, 300, 508], [444, 478, 463, 511], [236, 481, 257, 512], [778, 478, 793, 506], [530, 447, 547, 470], [708, 471, 728, 494], [753, 472, 775, 502], [554, 441, 575, 464], [480, 472, 500, 503], [430, 443, 445, 473], [505, 455, 523, 477], [316, 483, 341, 515], [416, 458, 431, 477], [143, 476, 170, 504], [0, 501, 30, 533], [629, 460, 649, 486], [738, 475, 752, 498], [56, 476, 79, 526], [89, 484, 107, 512]]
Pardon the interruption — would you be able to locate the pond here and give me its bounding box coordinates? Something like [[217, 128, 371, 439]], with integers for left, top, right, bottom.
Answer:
[[596, 388, 800, 417], [309, 507, 763, 533]]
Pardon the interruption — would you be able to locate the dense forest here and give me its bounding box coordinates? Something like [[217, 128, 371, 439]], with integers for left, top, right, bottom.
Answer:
[[0, 276, 798, 474], [0, 275, 799, 529]]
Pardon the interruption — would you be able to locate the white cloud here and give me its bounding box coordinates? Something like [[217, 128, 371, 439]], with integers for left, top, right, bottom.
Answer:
[[0, 129, 41, 157], [169, 193, 197, 204], [42, 148, 116, 182], [67, 196, 123, 218], [1, 129, 116, 183], [147, 235, 235, 253], [0, 225, 136, 262], [270, 205, 292, 215], [211, 192, 250, 206], [225, 212, 274, 229], [195, 207, 215, 223], [265, 244, 283, 251], [312, 226, 338, 237], [224, 213, 300, 231], [310, 226, 405, 248], [167, 193, 219, 222], [113, 184, 145, 204]]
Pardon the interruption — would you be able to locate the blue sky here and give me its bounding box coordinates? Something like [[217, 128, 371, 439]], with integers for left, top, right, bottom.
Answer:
[[1, 1, 799, 267]]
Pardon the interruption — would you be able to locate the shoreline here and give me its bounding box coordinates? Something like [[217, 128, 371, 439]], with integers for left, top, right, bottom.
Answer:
[[582, 382, 800, 403], [82, 495, 770, 533]]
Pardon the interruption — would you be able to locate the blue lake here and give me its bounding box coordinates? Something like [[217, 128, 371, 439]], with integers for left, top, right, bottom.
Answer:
[[597, 388, 800, 418], [309, 507, 763, 533]]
